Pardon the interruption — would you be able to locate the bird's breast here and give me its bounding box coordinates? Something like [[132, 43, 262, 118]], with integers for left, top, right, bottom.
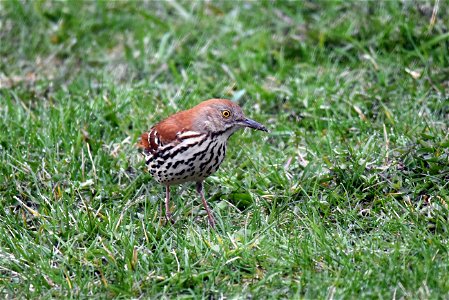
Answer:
[[144, 133, 228, 185]]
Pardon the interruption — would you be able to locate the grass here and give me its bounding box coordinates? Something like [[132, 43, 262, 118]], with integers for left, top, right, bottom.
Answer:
[[1, 0, 449, 298]]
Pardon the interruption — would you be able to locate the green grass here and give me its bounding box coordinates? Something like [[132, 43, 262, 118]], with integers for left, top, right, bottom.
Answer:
[[1, 1, 449, 298]]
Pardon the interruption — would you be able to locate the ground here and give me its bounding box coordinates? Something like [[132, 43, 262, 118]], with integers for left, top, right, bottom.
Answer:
[[1, 1, 449, 298]]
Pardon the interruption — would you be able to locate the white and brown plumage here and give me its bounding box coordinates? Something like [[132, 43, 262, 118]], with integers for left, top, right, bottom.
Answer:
[[139, 99, 268, 227]]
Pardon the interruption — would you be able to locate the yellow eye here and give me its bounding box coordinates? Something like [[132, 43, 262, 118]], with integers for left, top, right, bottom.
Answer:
[[222, 110, 231, 118]]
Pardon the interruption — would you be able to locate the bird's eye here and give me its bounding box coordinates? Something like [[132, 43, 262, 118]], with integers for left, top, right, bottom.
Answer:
[[222, 110, 231, 118]]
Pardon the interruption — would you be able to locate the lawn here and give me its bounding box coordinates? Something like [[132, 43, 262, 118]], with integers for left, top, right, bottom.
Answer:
[[1, 1, 449, 298]]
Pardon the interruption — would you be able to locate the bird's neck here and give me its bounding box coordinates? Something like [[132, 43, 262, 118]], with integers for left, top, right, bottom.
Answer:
[[210, 126, 240, 141]]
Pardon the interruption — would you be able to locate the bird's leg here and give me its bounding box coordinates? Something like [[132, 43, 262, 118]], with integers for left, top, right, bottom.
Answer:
[[196, 181, 215, 228], [165, 185, 174, 224]]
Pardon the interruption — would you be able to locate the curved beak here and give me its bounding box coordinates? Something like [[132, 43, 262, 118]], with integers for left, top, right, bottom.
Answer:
[[238, 118, 268, 132]]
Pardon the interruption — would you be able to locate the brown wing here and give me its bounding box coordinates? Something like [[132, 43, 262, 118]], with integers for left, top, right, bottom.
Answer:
[[138, 128, 161, 155], [138, 109, 196, 154]]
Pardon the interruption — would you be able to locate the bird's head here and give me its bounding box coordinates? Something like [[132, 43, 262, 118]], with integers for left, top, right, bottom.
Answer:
[[192, 99, 268, 135]]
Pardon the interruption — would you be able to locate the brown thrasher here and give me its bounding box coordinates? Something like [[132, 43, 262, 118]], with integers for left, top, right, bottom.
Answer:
[[139, 98, 268, 227]]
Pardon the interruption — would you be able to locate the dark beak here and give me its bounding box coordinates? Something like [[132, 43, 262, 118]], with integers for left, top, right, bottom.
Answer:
[[239, 118, 268, 132]]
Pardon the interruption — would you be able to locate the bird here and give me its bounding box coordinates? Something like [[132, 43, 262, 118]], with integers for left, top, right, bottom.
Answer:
[[139, 98, 268, 227]]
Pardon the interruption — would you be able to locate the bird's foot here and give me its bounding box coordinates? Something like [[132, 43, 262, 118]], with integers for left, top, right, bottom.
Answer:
[[207, 215, 216, 228], [164, 211, 175, 225]]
